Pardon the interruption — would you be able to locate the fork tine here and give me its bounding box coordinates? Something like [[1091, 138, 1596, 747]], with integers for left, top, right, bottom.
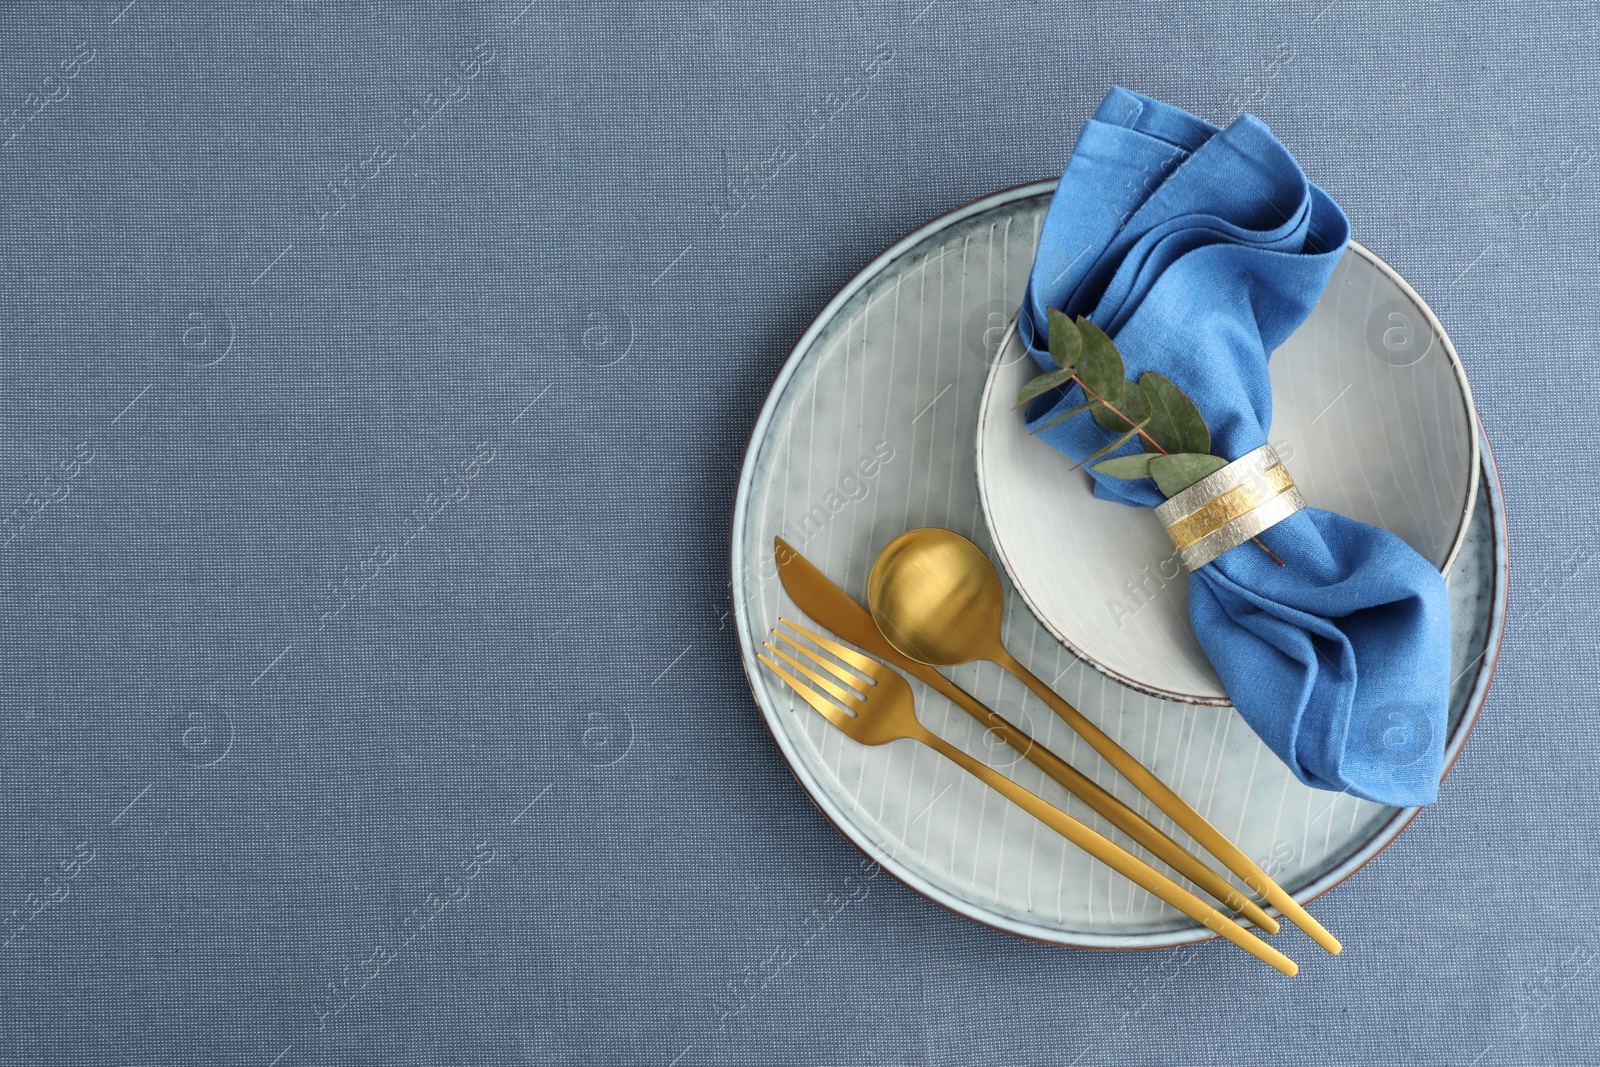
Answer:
[[764, 641, 865, 712], [780, 617, 883, 679], [772, 631, 869, 694], [757, 652, 851, 730]]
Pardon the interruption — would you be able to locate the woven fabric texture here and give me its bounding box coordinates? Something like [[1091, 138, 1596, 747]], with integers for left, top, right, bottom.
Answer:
[[0, 2, 1588, 1064]]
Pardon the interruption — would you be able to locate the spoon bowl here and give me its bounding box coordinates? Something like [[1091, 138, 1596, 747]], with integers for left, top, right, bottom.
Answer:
[[867, 528, 1006, 667]]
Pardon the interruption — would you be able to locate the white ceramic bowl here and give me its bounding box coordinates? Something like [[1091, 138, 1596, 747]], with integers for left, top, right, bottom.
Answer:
[[976, 241, 1479, 704]]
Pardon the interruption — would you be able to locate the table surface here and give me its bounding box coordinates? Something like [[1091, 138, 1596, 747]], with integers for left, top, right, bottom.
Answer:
[[0, 3, 1588, 1065]]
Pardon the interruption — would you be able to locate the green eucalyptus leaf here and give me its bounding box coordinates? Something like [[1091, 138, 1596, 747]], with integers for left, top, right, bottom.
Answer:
[[1138, 372, 1210, 455], [1091, 453, 1154, 480], [1074, 318, 1126, 407], [1149, 453, 1228, 497], [1068, 418, 1149, 472], [1027, 396, 1097, 434], [1046, 307, 1081, 371], [1092, 379, 1152, 433], [1014, 368, 1076, 409]]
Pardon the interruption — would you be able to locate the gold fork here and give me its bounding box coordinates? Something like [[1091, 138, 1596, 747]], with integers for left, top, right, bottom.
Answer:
[[759, 618, 1298, 977]]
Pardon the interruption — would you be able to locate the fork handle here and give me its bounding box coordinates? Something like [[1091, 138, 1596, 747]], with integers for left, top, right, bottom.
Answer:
[[918, 730, 1298, 977], [994, 648, 1340, 956], [938, 685, 1278, 932]]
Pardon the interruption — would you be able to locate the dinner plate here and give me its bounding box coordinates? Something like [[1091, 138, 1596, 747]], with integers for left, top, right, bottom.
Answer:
[[976, 240, 1478, 704], [730, 181, 1504, 948]]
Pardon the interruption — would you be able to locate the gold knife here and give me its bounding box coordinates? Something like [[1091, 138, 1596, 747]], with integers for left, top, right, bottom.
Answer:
[[773, 536, 1277, 932]]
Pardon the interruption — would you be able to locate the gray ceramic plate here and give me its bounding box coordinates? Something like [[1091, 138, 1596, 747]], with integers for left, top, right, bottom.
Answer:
[[730, 181, 1504, 948]]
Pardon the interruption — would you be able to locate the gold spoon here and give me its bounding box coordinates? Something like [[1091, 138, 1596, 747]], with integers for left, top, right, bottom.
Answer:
[[866, 527, 1341, 955]]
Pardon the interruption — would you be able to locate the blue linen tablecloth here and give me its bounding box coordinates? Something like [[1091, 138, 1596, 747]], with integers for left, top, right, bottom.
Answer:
[[0, 2, 1583, 1065]]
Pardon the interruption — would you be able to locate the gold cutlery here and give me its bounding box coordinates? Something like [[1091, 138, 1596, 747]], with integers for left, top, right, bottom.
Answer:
[[758, 618, 1298, 977], [773, 536, 1277, 932], [866, 526, 1340, 955]]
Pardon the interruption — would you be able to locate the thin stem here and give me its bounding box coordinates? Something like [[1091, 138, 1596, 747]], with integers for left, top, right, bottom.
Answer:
[[1251, 537, 1286, 566], [1073, 374, 1285, 568], [1071, 375, 1169, 455]]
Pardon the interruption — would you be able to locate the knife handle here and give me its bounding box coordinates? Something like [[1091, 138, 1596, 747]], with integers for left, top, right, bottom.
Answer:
[[919, 730, 1297, 977], [998, 649, 1341, 955], [924, 672, 1277, 933]]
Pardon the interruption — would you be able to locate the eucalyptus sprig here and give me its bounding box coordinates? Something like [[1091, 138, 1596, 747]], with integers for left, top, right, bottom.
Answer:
[[1016, 308, 1284, 564]]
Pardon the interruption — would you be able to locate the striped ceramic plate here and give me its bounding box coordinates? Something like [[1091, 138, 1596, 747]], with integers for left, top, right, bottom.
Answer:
[[730, 181, 1504, 948]]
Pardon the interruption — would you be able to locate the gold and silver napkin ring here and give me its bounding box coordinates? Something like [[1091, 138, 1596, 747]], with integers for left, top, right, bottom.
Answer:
[[1153, 443, 1304, 571]]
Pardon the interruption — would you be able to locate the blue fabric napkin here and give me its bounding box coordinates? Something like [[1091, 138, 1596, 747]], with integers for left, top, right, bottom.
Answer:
[[1019, 88, 1451, 806]]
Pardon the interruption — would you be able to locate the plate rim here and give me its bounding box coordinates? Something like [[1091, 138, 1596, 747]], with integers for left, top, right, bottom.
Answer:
[[728, 179, 1505, 950], [974, 207, 1482, 706]]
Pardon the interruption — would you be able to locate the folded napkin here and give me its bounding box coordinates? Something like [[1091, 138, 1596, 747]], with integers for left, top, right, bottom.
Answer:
[[1019, 88, 1450, 807]]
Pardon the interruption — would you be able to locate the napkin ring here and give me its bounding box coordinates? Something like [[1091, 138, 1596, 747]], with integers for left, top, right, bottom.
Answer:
[[1153, 444, 1304, 571]]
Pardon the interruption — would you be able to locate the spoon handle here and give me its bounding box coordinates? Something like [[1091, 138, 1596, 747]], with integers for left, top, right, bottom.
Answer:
[[924, 676, 1278, 931], [994, 648, 1342, 956], [917, 730, 1297, 977]]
